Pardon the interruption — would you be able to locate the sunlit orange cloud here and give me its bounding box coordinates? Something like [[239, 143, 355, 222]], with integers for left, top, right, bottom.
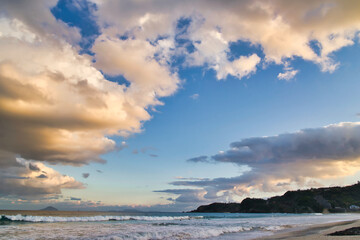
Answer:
[[94, 0, 360, 79], [0, 4, 180, 166], [0, 0, 179, 197]]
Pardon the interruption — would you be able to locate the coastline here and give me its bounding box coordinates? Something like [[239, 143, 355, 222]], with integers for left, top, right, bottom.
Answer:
[[259, 219, 360, 240]]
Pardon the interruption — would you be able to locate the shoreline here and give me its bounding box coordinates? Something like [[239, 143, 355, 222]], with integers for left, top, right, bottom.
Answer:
[[259, 219, 360, 240]]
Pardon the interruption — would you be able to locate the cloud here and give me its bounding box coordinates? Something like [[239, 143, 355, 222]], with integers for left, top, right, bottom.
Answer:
[[132, 149, 139, 154], [36, 174, 48, 179], [0, 0, 81, 44], [190, 93, 199, 100], [149, 154, 158, 158], [175, 177, 210, 181], [2, 0, 360, 203], [93, 0, 360, 78], [82, 173, 90, 179], [96, 170, 103, 173], [92, 37, 180, 100], [132, 147, 158, 155], [170, 122, 360, 204], [187, 156, 209, 163], [213, 122, 360, 165], [214, 54, 261, 80], [154, 189, 207, 203], [117, 141, 128, 151], [0, 0, 180, 199], [0, 156, 84, 198], [186, 30, 261, 80], [0, 2, 179, 164], [70, 197, 82, 201], [140, 147, 157, 154], [278, 69, 299, 81], [1, 175, 29, 180], [29, 163, 40, 172]]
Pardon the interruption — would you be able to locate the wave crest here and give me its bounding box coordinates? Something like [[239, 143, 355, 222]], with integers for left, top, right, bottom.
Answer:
[[0, 214, 203, 223]]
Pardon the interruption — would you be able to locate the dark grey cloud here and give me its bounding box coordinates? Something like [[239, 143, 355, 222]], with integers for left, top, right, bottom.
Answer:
[[168, 122, 360, 204], [70, 197, 82, 201], [29, 163, 40, 171], [155, 189, 206, 203], [96, 170, 103, 173], [213, 122, 360, 164], [187, 155, 209, 163], [1, 175, 30, 180], [82, 173, 90, 179], [276, 182, 291, 187], [36, 174, 48, 179]]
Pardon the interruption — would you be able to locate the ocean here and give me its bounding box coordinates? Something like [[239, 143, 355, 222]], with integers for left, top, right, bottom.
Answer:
[[0, 210, 359, 239]]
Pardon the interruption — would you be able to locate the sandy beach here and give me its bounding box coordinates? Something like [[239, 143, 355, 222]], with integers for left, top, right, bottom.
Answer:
[[260, 219, 360, 240]]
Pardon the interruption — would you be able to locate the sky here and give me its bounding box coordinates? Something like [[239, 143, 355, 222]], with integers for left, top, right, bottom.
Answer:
[[1, 0, 360, 212]]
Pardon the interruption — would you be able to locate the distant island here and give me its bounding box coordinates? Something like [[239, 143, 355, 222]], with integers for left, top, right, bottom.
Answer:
[[191, 182, 360, 213], [40, 206, 58, 211]]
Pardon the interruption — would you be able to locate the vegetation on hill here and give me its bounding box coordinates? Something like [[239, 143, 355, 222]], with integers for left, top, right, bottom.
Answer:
[[191, 182, 360, 213]]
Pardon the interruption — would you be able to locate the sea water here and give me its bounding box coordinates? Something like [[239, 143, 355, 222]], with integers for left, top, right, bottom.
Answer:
[[0, 211, 359, 239]]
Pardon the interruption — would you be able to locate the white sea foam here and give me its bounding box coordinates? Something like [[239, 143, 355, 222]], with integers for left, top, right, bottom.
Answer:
[[0, 221, 252, 240], [98, 225, 252, 240], [260, 225, 286, 231], [1, 214, 202, 222], [1, 213, 360, 240]]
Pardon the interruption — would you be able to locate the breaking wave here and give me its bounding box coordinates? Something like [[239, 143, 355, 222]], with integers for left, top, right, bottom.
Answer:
[[0, 214, 203, 223]]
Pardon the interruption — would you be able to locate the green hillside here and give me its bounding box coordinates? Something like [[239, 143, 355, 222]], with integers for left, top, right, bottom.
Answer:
[[191, 182, 360, 213]]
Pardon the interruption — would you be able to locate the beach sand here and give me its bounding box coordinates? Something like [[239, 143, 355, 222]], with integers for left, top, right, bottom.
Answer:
[[259, 219, 360, 240]]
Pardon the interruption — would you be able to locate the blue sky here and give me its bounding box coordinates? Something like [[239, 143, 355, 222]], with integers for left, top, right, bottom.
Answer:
[[1, 0, 360, 211]]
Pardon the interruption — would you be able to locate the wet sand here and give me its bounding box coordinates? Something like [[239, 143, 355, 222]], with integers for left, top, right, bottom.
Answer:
[[259, 219, 360, 240]]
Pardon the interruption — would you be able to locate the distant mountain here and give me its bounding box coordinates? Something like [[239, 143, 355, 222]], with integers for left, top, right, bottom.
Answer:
[[40, 206, 58, 211], [191, 182, 360, 213]]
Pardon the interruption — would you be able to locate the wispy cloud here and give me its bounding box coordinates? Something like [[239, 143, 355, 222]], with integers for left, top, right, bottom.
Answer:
[[278, 69, 299, 81], [132, 149, 139, 154], [187, 156, 209, 163], [190, 93, 199, 100]]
